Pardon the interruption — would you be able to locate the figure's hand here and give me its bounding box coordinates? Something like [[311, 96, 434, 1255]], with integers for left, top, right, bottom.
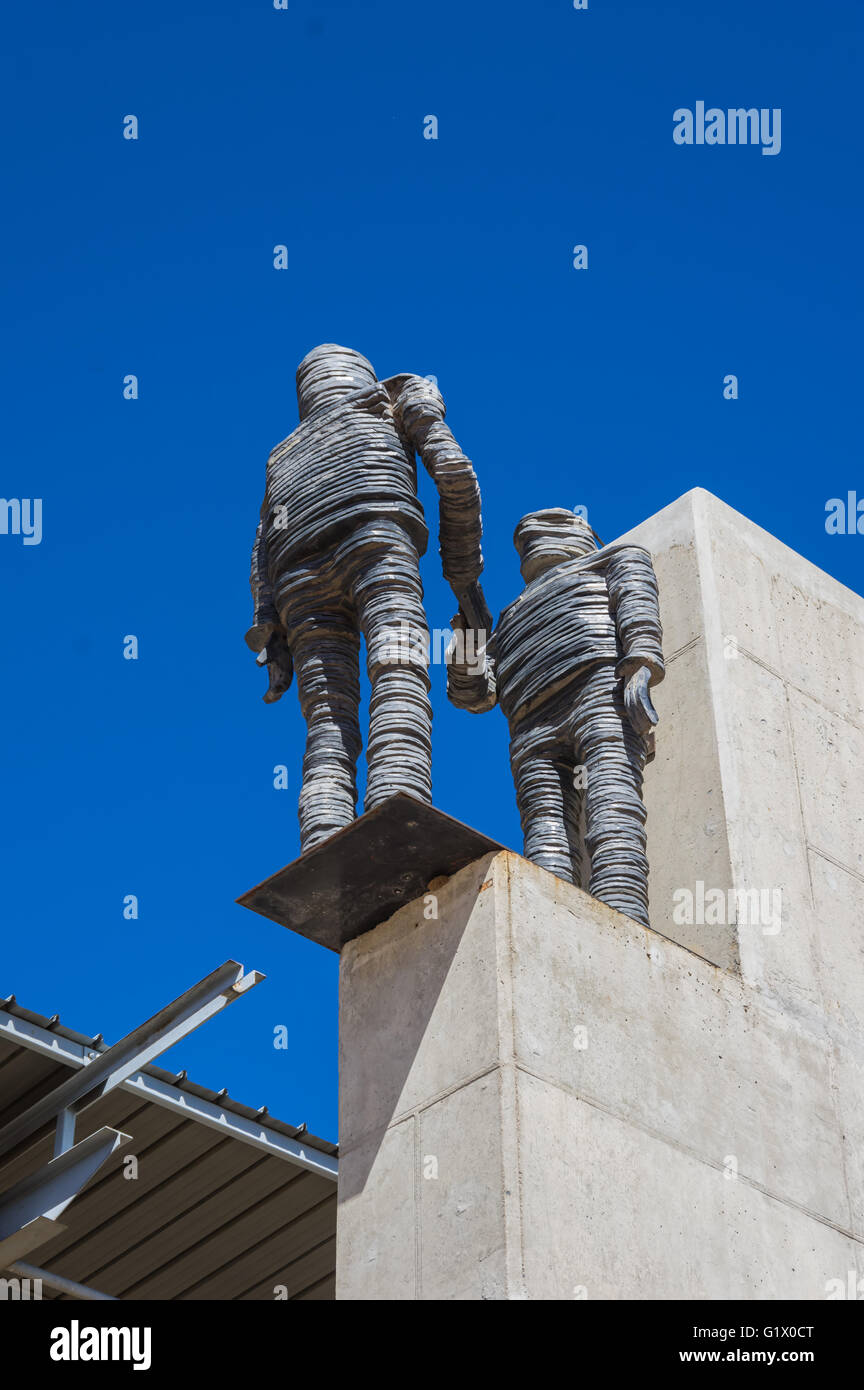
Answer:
[[447, 612, 497, 712], [448, 610, 487, 674], [623, 664, 658, 737], [245, 621, 276, 654], [258, 632, 293, 704], [447, 610, 467, 665]]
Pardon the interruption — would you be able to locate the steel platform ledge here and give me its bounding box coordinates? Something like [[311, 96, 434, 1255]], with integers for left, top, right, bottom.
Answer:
[[237, 793, 507, 951]]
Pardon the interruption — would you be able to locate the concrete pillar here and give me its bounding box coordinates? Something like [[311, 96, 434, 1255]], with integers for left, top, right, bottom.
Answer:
[[622, 487, 864, 1002], [336, 490, 864, 1300], [336, 849, 863, 1299]]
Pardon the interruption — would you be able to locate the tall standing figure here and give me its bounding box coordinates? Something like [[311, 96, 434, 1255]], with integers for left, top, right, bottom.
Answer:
[[247, 343, 487, 852], [448, 508, 664, 926]]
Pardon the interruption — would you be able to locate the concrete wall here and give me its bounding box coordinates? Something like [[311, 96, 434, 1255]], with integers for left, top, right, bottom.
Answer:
[[337, 850, 864, 1299], [621, 488, 864, 1001], [336, 490, 864, 1299]]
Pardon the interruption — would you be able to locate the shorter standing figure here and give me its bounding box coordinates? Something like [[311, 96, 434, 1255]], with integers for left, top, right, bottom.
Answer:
[[448, 509, 664, 926]]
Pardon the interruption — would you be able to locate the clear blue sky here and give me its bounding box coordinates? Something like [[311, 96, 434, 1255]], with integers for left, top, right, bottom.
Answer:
[[2, 0, 861, 1142]]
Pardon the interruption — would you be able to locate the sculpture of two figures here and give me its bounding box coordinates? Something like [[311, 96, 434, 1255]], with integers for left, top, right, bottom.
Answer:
[[247, 343, 664, 927]]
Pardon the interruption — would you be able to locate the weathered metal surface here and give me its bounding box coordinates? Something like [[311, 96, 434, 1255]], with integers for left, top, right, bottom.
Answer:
[[236, 793, 506, 951], [247, 344, 488, 853], [448, 508, 664, 927]]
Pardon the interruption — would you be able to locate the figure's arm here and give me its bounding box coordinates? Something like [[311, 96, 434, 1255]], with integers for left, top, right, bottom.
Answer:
[[446, 612, 498, 714], [245, 515, 278, 652], [603, 545, 664, 737], [389, 375, 484, 597], [245, 514, 293, 703]]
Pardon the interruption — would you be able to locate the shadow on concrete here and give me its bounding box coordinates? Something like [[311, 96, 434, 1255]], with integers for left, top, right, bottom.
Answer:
[[337, 850, 499, 1200]]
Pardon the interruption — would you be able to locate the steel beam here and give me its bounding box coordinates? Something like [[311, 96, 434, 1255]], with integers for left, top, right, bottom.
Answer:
[[0, 1127, 129, 1263], [53, 1109, 75, 1158], [0, 1216, 63, 1267], [9, 1260, 117, 1301], [122, 1067, 338, 1179], [0, 961, 263, 1162], [0, 1007, 338, 1181]]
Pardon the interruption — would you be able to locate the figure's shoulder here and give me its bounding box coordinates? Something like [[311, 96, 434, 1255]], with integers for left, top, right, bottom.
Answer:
[[382, 373, 446, 430], [496, 557, 604, 624], [267, 426, 301, 463], [380, 372, 425, 400], [266, 386, 391, 463], [592, 540, 653, 564]]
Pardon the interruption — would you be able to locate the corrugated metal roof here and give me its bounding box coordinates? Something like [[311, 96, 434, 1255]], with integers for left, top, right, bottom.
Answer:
[[0, 997, 337, 1300]]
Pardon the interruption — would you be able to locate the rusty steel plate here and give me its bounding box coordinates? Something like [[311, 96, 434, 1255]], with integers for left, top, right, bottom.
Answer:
[[236, 794, 506, 952]]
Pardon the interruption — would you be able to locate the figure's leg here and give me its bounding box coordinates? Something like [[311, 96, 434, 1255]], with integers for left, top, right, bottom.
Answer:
[[353, 531, 433, 809], [576, 663, 650, 924], [511, 721, 575, 882], [279, 555, 362, 851], [561, 760, 586, 889], [290, 627, 362, 850]]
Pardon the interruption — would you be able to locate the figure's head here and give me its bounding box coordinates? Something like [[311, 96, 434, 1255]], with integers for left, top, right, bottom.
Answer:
[[295, 343, 378, 420], [513, 508, 599, 583]]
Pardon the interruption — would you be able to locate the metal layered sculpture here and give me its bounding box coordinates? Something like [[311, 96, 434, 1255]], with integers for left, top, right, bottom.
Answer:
[[247, 343, 486, 851], [448, 509, 664, 926]]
